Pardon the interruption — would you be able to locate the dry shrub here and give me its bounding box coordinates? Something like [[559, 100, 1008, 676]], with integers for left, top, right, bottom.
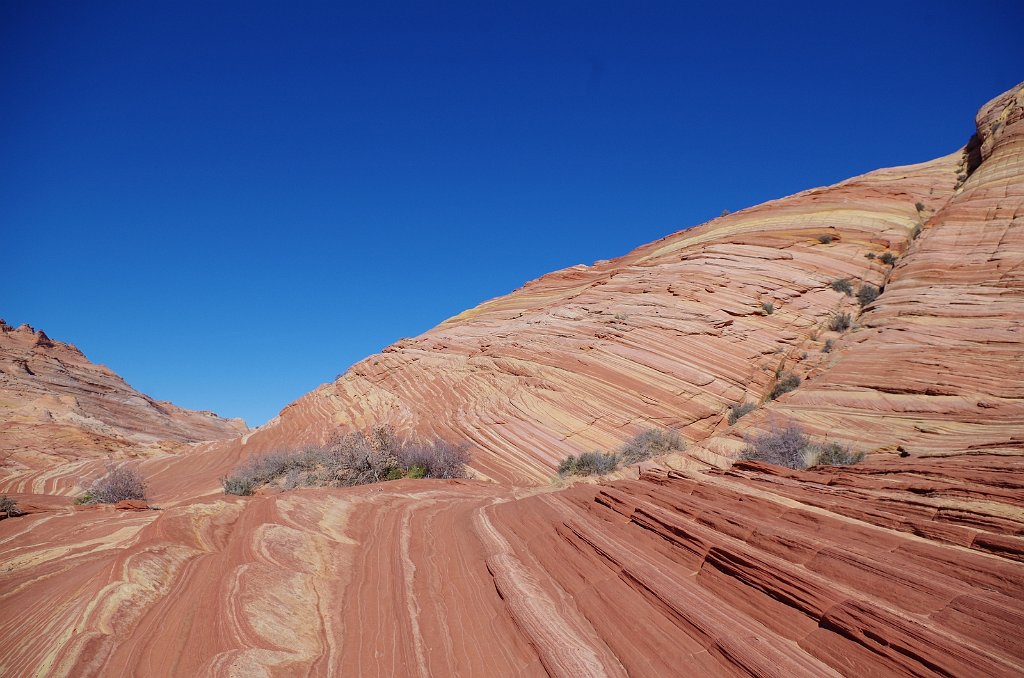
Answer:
[[79, 462, 147, 504], [0, 495, 21, 517], [728, 402, 757, 425], [741, 420, 861, 470], [768, 372, 801, 400], [221, 426, 470, 495], [558, 452, 619, 477], [619, 428, 684, 464]]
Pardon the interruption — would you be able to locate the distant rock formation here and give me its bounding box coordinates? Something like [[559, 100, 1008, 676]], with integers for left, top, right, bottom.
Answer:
[[0, 320, 247, 473]]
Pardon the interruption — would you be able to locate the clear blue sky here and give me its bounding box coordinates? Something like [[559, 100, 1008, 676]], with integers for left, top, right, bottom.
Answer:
[[3, 1, 1021, 427]]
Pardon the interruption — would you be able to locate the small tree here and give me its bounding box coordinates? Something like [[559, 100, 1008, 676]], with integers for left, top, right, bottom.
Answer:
[[0, 495, 21, 517]]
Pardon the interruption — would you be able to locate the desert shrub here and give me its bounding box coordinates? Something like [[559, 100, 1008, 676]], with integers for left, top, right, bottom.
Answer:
[[396, 440, 471, 479], [741, 421, 810, 469], [0, 495, 21, 517], [857, 284, 880, 307], [911, 224, 922, 240], [742, 421, 861, 470], [221, 427, 470, 494], [222, 476, 257, 496], [828, 312, 852, 332], [619, 428, 684, 464], [558, 451, 619, 477], [822, 338, 834, 353], [817, 234, 836, 244], [806, 441, 864, 466], [915, 201, 925, 212], [761, 301, 775, 315], [769, 372, 801, 400], [720, 209, 731, 217], [879, 252, 898, 265], [830, 278, 853, 295], [728, 402, 757, 425], [79, 462, 147, 504], [865, 252, 876, 260]]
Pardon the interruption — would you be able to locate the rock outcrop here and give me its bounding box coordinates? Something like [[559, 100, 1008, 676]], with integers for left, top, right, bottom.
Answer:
[[0, 321, 248, 474], [0, 83, 1021, 677]]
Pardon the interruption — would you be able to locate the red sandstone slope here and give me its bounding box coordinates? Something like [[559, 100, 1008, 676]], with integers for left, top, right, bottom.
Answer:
[[240, 145, 961, 484], [0, 84, 1021, 677], [0, 321, 248, 474]]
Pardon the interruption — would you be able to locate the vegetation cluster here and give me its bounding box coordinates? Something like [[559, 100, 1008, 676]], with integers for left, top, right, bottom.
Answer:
[[222, 427, 470, 496], [558, 428, 684, 478]]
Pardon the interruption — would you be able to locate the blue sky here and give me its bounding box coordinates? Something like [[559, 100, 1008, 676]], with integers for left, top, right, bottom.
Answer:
[[3, 1, 1021, 427]]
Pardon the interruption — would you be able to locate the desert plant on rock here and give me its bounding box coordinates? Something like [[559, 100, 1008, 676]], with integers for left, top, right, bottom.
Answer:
[[558, 451, 619, 477], [806, 441, 864, 466], [865, 252, 876, 260], [828, 312, 852, 332], [857, 284, 880, 307], [761, 301, 775, 315], [817, 234, 836, 244], [822, 338, 834, 353], [619, 428, 684, 464], [768, 372, 801, 400], [79, 462, 147, 504], [221, 427, 471, 494], [728, 402, 757, 425], [396, 440, 471, 479], [741, 420, 861, 470], [830, 278, 853, 295], [879, 252, 898, 265], [0, 495, 21, 517]]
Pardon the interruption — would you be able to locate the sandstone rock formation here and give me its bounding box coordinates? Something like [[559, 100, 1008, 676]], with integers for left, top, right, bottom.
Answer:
[[0, 83, 1021, 676], [0, 321, 248, 474]]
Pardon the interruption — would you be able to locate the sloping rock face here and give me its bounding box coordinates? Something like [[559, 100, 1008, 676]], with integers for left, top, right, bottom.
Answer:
[[0, 84, 1021, 677], [738, 84, 1024, 460], [0, 321, 248, 473], [241, 153, 961, 484]]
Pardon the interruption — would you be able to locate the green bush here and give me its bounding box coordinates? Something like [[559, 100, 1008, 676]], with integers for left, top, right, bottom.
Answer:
[[761, 301, 775, 315], [857, 284, 880, 307], [830, 278, 853, 295], [768, 372, 801, 400], [619, 428, 684, 464], [728, 402, 757, 425], [828, 312, 852, 332]]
